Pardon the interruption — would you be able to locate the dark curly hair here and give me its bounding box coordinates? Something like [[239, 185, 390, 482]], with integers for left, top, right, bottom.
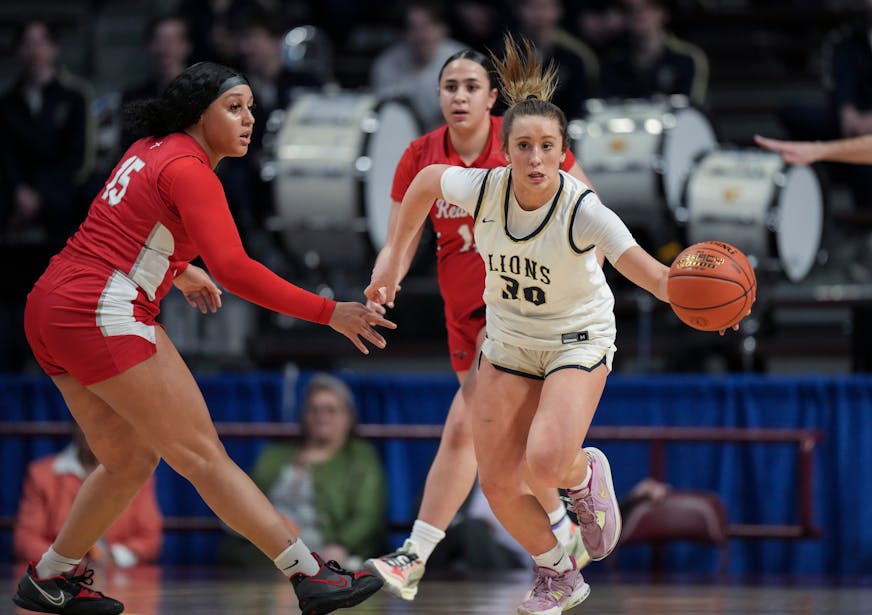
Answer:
[[123, 61, 249, 138]]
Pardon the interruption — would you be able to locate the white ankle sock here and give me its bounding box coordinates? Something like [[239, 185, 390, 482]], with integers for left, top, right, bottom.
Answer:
[[532, 542, 573, 572], [274, 539, 320, 577], [409, 520, 445, 563], [548, 505, 573, 545], [35, 546, 80, 578], [569, 462, 593, 493]]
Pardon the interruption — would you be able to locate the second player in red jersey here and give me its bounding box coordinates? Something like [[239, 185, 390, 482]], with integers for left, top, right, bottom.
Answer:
[[391, 113, 579, 370]]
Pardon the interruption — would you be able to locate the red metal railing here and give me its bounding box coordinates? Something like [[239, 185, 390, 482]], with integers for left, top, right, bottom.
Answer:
[[0, 422, 822, 539]]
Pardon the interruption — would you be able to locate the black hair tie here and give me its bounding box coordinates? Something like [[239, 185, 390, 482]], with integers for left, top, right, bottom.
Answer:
[[526, 94, 538, 100]]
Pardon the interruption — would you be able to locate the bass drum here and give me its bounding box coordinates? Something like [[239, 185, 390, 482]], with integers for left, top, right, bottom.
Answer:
[[570, 96, 716, 250], [270, 92, 421, 271], [684, 148, 824, 282]]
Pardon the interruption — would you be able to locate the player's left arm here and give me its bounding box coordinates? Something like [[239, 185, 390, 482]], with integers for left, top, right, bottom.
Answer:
[[576, 193, 669, 302], [613, 247, 670, 303]]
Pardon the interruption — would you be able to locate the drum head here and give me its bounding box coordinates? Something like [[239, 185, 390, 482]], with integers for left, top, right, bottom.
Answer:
[[270, 93, 421, 270], [661, 107, 716, 213], [364, 100, 421, 251], [776, 164, 823, 282]]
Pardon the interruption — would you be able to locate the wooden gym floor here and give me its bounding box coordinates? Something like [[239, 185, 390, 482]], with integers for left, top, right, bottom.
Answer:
[[6, 566, 872, 615]]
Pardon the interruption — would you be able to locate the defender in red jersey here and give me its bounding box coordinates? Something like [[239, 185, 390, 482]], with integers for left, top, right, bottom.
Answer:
[[16, 62, 388, 615], [364, 50, 594, 600]]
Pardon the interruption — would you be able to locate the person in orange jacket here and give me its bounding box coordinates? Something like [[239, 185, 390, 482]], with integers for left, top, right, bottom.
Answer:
[[14, 424, 163, 567]]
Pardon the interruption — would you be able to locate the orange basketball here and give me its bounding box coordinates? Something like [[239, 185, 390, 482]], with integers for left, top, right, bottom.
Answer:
[[667, 241, 756, 331]]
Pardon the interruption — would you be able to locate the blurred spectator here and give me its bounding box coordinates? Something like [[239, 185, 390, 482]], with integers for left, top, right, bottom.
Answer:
[[599, 0, 709, 107], [826, 0, 872, 140], [0, 19, 94, 371], [120, 14, 193, 149], [448, 0, 511, 52], [823, 0, 872, 207], [777, 0, 872, 209], [219, 5, 324, 244], [508, 0, 600, 117], [176, 0, 249, 65], [370, 1, 466, 129], [219, 374, 388, 570], [618, 477, 671, 515], [14, 424, 163, 567], [570, 0, 626, 56]]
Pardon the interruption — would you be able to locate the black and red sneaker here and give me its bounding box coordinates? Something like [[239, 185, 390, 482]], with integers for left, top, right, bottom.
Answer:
[[290, 553, 383, 615], [12, 562, 123, 614]]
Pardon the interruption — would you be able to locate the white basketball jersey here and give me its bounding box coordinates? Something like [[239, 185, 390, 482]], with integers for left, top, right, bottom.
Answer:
[[469, 166, 618, 351]]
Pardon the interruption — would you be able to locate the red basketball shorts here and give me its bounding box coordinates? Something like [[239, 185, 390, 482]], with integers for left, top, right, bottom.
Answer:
[[24, 262, 159, 386], [445, 304, 486, 373]]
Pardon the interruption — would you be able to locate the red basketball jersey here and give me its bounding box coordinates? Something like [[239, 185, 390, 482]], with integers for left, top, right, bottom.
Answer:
[[391, 115, 577, 323], [58, 133, 208, 322], [53, 132, 333, 326]]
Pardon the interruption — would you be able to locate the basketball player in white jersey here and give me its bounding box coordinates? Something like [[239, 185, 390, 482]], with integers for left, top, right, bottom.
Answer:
[[368, 34, 748, 615]]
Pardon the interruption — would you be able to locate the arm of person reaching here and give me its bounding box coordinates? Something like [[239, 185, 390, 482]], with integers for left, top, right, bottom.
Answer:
[[385, 199, 426, 283], [367, 164, 451, 307], [367, 200, 426, 314], [163, 158, 394, 353], [754, 134, 872, 165]]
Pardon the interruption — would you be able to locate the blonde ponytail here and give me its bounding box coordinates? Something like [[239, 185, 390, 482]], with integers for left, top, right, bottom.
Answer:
[[491, 33, 558, 106], [490, 33, 569, 152]]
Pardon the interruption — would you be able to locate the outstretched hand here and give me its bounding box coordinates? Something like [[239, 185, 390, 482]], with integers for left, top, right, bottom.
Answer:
[[718, 322, 741, 336], [365, 251, 402, 308], [173, 264, 222, 313], [718, 307, 752, 336], [329, 302, 397, 354], [754, 135, 822, 165]]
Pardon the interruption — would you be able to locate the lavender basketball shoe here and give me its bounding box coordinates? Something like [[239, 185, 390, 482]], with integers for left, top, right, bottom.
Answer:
[[565, 447, 622, 561], [517, 556, 590, 615]]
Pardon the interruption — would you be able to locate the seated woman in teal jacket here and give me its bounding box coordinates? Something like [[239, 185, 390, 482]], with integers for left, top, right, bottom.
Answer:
[[221, 373, 388, 569]]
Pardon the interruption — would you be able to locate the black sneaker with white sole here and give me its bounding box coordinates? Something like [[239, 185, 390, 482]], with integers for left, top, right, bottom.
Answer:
[[290, 553, 383, 615], [12, 563, 123, 614]]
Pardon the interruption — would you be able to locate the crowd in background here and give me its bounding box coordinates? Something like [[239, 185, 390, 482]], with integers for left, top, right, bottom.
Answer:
[[1, 0, 871, 373], [1, 0, 870, 580]]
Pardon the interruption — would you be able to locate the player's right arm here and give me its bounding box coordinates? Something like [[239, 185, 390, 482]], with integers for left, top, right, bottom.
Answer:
[[384, 199, 426, 284], [755, 133, 872, 165], [366, 200, 424, 315], [367, 164, 450, 307]]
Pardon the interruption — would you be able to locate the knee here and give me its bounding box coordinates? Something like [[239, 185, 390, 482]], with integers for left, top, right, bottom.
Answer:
[[526, 447, 570, 488], [161, 435, 228, 482], [102, 447, 159, 488], [478, 473, 518, 510], [440, 415, 473, 451]]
